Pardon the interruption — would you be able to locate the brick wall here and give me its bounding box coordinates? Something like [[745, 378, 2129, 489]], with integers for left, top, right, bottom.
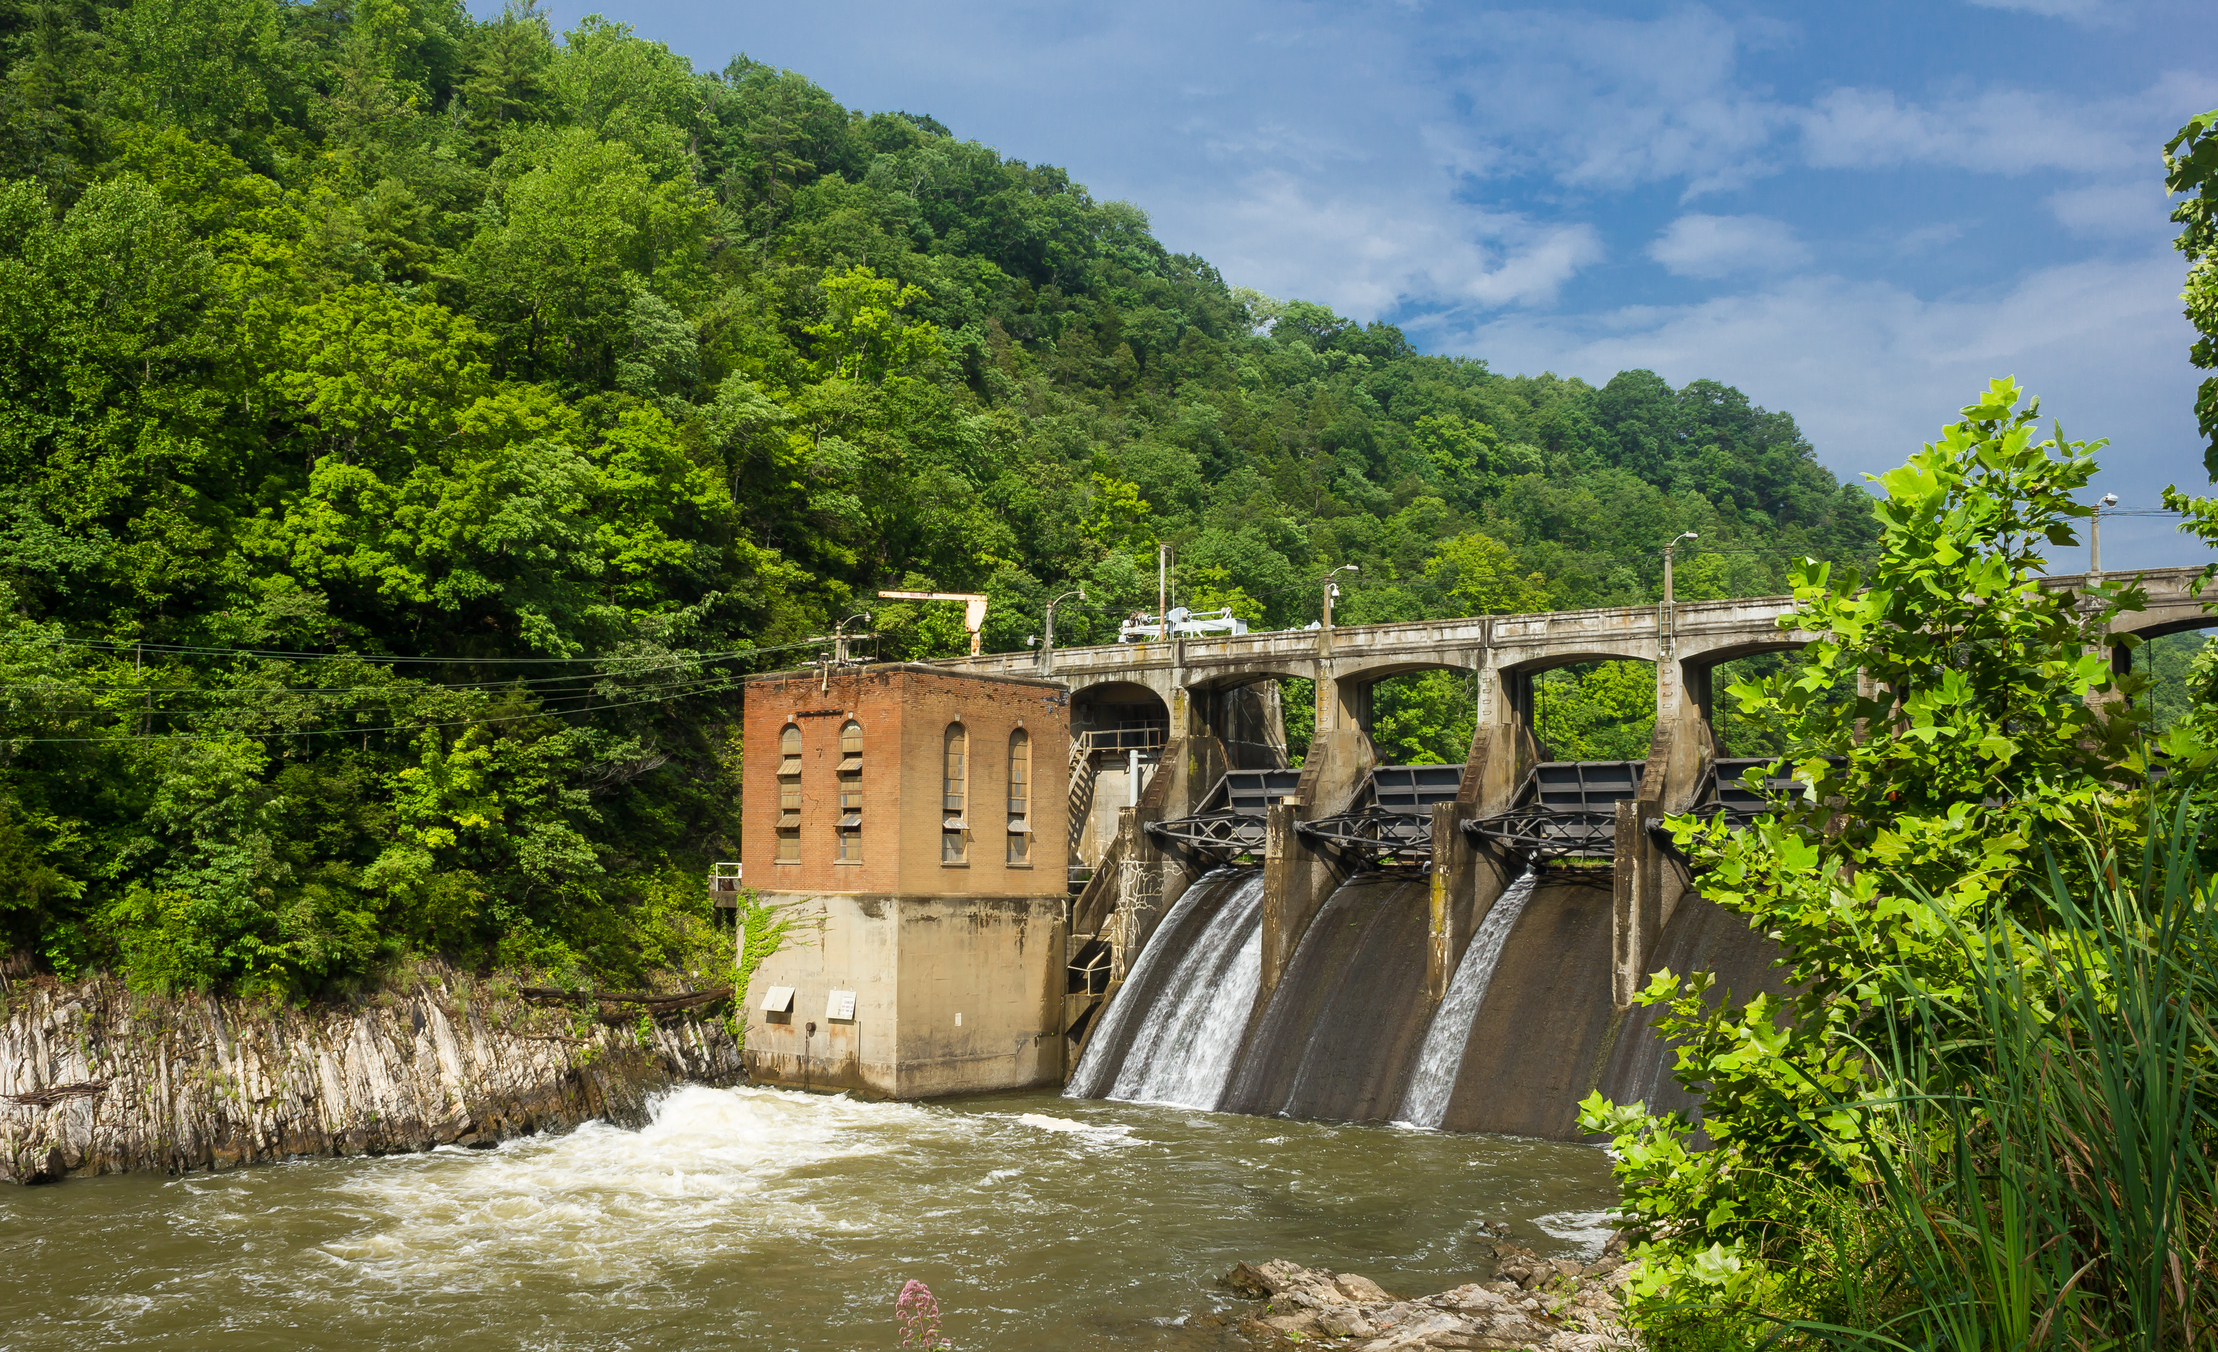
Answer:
[[742, 664, 1071, 897]]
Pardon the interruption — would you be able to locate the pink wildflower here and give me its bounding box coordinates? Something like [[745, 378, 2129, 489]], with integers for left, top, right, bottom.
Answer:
[[895, 1279, 944, 1350]]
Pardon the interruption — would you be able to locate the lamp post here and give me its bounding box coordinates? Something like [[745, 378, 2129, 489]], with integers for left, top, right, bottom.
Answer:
[[1662, 532, 1697, 654], [2092, 493, 2117, 575], [1040, 587, 1085, 674], [1662, 532, 1698, 605], [1158, 542, 1174, 642], [1321, 564, 1360, 629]]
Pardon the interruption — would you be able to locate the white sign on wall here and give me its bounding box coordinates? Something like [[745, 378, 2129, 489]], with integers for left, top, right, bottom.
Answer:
[[825, 989, 857, 1021]]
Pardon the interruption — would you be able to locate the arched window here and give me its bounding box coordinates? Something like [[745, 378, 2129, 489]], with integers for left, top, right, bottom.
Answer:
[[776, 723, 802, 863], [1006, 729, 1031, 864], [941, 723, 968, 864], [836, 720, 863, 862]]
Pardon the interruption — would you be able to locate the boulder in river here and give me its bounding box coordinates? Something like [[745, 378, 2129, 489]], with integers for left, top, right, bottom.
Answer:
[[1221, 1248, 1641, 1351]]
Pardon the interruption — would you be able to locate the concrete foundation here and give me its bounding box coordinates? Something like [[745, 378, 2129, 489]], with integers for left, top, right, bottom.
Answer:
[[743, 891, 1067, 1098]]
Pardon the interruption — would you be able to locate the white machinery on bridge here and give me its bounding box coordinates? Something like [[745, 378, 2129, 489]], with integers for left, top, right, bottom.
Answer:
[[1117, 606, 1249, 643]]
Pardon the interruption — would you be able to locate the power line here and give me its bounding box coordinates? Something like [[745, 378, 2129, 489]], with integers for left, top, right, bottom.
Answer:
[[0, 659, 721, 695], [16, 669, 738, 726], [16, 637, 777, 665], [2, 674, 755, 745], [0, 634, 866, 744]]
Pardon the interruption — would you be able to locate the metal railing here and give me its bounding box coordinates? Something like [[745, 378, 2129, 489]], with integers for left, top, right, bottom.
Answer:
[[1074, 726, 1168, 754]]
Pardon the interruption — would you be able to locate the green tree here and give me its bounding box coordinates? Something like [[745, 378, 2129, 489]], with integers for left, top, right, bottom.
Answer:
[[2166, 107, 2218, 475], [1581, 379, 2154, 1339], [1423, 531, 1546, 615]]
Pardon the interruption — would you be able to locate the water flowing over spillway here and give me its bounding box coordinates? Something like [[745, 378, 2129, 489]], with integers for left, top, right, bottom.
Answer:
[[1106, 873, 1266, 1107], [1066, 861, 1780, 1141], [1064, 869, 1264, 1107], [1397, 870, 1539, 1128], [1220, 874, 1434, 1124]]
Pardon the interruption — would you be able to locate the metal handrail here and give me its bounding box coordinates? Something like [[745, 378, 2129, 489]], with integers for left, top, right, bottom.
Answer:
[[1074, 727, 1168, 754]]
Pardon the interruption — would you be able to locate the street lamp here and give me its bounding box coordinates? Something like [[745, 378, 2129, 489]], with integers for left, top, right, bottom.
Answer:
[[1040, 587, 1086, 674], [1662, 532, 1698, 605], [2092, 493, 2117, 574], [1321, 564, 1360, 629]]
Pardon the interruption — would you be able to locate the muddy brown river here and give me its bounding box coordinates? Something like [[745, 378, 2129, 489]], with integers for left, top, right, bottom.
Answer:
[[0, 1084, 1617, 1351]]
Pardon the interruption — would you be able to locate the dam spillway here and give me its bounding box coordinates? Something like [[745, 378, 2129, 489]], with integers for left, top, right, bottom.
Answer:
[[1068, 863, 1779, 1139], [1595, 891, 1792, 1127], [1430, 871, 1623, 1137], [1221, 873, 1435, 1124], [1398, 869, 1538, 1128], [1040, 673, 1808, 1141], [1065, 869, 1264, 1108]]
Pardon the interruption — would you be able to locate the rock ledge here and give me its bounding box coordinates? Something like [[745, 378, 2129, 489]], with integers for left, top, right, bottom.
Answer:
[[1, 967, 743, 1183], [1220, 1243, 1640, 1352]]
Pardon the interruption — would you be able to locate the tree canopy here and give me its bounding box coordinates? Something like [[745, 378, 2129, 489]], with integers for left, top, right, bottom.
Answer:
[[0, 0, 1878, 994]]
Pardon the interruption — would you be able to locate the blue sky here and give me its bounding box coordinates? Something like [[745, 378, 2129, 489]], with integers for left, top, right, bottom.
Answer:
[[524, 0, 2217, 568]]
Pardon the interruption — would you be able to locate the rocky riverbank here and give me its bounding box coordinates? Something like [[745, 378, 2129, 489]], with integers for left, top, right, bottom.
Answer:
[[0, 963, 744, 1184], [1213, 1240, 1641, 1351]]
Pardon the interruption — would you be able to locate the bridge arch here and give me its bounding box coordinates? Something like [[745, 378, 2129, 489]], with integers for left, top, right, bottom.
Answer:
[[1180, 664, 1317, 692], [2110, 611, 2218, 642]]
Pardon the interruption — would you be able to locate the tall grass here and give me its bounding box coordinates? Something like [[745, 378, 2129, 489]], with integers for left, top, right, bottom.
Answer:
[[1786, 808, 2218, 1350]]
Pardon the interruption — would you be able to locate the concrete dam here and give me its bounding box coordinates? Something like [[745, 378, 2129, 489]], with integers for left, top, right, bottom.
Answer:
[[737, 566, 2209, 1136], [1060, 759, 1788, 1138]]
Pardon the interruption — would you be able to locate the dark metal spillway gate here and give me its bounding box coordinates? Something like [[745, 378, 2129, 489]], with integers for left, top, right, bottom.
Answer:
[[1148, 765, 1466, 866], [1145, 757, 1815, 865], [1463, 761, 1647, 859], [1296, 765, 1462, 865], [1461, 756, 1821, 860], [1144, 769, 1304, 857]]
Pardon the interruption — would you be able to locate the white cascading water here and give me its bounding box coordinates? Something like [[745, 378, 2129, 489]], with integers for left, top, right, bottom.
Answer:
[[1105, 873, 1265, 1108], [1063, 874, 1225, 1100], [1064, 871, 1265, 1108], [1396, 869, 1539, 1128]]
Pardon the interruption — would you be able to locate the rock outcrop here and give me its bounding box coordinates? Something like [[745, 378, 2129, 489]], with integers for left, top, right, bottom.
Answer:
[[0, 967, 744, 1184], [1221, 1241, 1640, 1352]]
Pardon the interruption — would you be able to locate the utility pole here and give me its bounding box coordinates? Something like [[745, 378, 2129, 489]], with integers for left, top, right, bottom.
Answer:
[[832, 611, 871, 666], [1157, 543, 1173, 642], [1662, 531, 1697, 653], [1040, 587, 1084, 674], [2091, 493, 2116, 575], [1321, 564, 1359, 629]]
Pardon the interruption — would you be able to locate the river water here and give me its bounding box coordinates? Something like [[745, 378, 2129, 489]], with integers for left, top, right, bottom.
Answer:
[[0, 1084, 1616, 1352]]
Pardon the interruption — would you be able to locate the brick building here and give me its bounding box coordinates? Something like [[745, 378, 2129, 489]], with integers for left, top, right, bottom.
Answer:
[[739, 664, 1072, 1097]]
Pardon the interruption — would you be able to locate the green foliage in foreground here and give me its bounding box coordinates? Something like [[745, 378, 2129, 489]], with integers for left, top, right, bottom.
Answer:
[[1582, 380, 2218, 1348], [2166, 106, 2218, 477], [0, 1, 1876, 995]]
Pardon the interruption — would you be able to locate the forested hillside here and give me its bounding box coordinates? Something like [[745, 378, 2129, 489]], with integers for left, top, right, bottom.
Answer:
[[0, 0, 1878, 995]]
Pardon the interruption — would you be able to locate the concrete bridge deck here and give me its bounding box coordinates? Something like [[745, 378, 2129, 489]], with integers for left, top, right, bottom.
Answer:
[[941, 565, 2210, 706]]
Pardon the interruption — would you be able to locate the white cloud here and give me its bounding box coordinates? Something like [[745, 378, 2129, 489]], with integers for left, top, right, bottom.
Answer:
[[1194, 170, 1604, 316], [1649, 214, 1811, 278], [1797, 85, 2134, 173], [2049, 180, 2173, 238], [1433, 251, 2212, 569], [1965, 0, 2114, 21], [1424, 6, 1787, 196], [1892, 221, 1970, 254]]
